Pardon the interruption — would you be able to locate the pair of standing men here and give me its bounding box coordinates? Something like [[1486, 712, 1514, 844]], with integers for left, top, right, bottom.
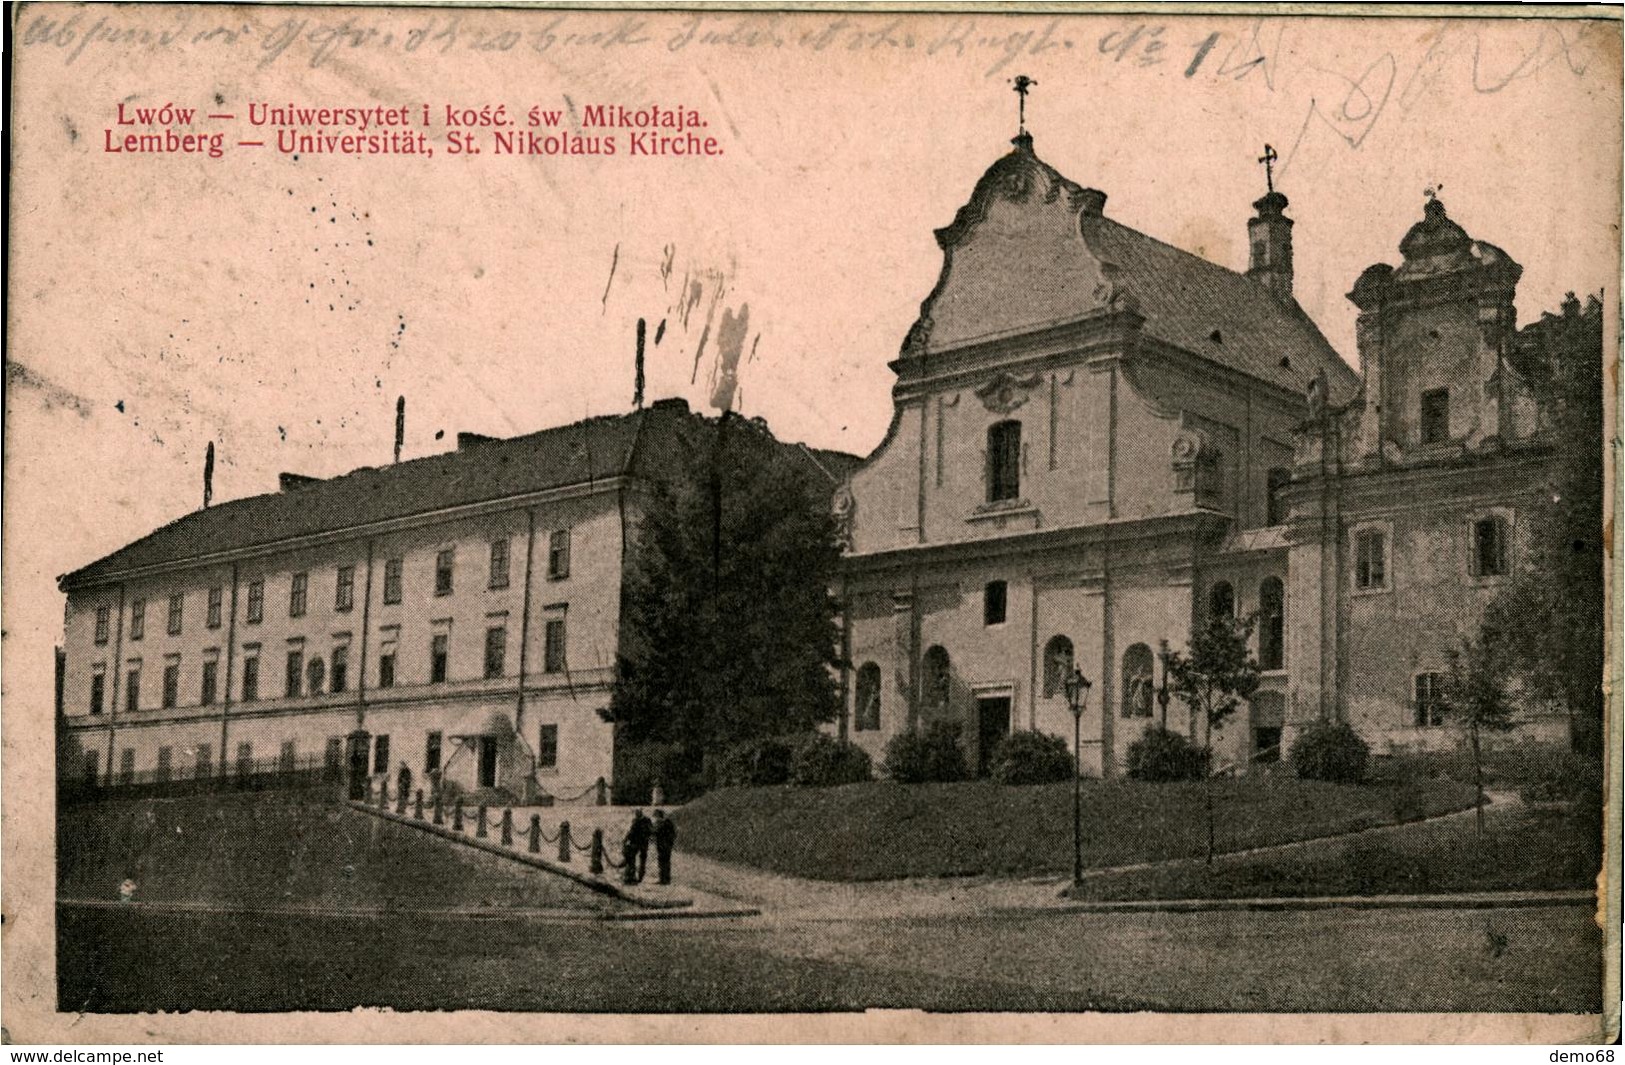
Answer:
[[621, 809, 677, 885]]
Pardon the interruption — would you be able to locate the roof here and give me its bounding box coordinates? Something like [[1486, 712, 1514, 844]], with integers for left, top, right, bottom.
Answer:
[[60, 401, 861, 590], [902, 136, 1360, 404], [1082, 215, 1359, 402]]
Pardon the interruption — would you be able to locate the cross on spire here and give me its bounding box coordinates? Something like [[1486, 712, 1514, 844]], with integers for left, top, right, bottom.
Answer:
[[1011, 75, 1037, 134], [1258, 143, 1278, 194]]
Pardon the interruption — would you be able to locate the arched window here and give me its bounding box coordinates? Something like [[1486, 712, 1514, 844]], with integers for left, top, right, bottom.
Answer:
[[1042, 635, 1075, 698], [1209, 581, 1235, 622], [1121, 643, 1154, 719], [1266, 467, 1292, 526], [306, 656, 326, 696], [922, 645, 952, 714], [987, 420, 1022, 502], [1258, 577, 1285, 671], [1473, 515, 1509, 578], [854, 662, 882, 732]]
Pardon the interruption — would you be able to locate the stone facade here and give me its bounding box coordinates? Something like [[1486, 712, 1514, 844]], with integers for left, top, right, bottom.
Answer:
[[57, 398, 848, 800], [835, 134, 1571, 776]]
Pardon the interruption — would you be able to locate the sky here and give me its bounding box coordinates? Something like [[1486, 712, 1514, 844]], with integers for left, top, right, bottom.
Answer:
[[7, 7, 1621, 711]]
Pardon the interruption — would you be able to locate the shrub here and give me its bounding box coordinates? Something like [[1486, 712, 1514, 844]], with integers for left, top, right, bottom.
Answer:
[[1125, 725, 1209, 782], [883, 720, 969, 783], [789, 734, 873, 787], [709, 736, 797, 789], [990, 730, 1074, 785], [612, 741, 702, 805], [1509, 746, 1604, 804], [1290, 719, 1370, 784]]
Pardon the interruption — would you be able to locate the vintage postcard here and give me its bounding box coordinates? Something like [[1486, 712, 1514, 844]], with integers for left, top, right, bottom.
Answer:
[[4, 0, 1621, 1045]]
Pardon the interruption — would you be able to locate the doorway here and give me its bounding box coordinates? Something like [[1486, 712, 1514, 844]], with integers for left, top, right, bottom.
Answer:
[[976, 696, 1012, 777], [477, 736, 499, 788]]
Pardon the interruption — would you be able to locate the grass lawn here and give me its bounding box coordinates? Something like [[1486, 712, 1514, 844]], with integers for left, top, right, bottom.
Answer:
[[58, 789, 620, 913], [674, 772, 1477, 881], [1066, 803, 1603, 901]]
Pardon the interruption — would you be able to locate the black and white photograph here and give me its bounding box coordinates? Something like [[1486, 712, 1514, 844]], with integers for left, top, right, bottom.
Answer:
[[4, 1, 1620, 1045]]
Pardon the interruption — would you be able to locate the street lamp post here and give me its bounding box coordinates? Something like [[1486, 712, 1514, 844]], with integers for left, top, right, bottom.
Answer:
[[1157, 639, 1172, 729], [1063, 667, 1094, 886]]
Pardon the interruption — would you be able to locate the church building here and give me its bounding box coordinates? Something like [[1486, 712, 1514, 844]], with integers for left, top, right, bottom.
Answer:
[[833, 121, 1571, 777]]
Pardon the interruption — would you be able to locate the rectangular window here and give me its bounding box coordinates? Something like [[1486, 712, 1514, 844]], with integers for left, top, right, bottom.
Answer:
[[236, 742, 253, 778], [983, 580, 1008, 626], [335, 566, 355, 611], [1266, 467, 1292, 527], [95, 606, 110, 645], [195, 743, 212, 779], [285, 649, 304, 697], [1420, 388, 1450, 445], [119, 748, 136, 785], [325, 737, 344, 771], [373, 734, 390, 774], [201, 660, 218, 706], [162, 662, 179, 709], [289, 572, 308, 617], [130, 599, 145, 640], [1354, 529, 1388, 590], [156, 747, 173, 783], [207, 586, 223, 629], [430, 634, 449, 683], [543, 617, 567, 673], [435, 549, 455, 596], [330, 646, 349, 694], [125, 667, 141, 712], [247, 581, 265, 623], [280, 740, 297, 773], [547, 529, 571, 580], [1474, 516, 1509, 578], [167, 594, 184, 636], [383, 559, 403, 604], [89, 670, 105, 716], [987, 421, 1022, 502], [1414, 673, 1446, 727], [484, 626, 506, 679], [425, 731, 442, 774], [242, 656, 260, 701], [378, 650, 396, 689], [537, 724, 559, 769], [489, 539, 511, 589]]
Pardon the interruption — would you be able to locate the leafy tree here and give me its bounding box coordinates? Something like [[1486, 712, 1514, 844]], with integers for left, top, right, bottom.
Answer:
[[1437, 634, 1516, 838], [611, 412, 844, 788], [1482, 294, 1605, 756], [1165, 613, 1262, 863]]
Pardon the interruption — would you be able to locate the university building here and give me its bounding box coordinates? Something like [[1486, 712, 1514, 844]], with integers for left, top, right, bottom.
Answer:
[[56, 398, 844, 798], [833, 129, 1576, 776]]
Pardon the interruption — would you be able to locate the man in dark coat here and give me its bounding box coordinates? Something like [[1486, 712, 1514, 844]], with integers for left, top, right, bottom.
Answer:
[[620, 814, 641, 885], [628, 809, 654, 883], [652, 809, 676, 885]]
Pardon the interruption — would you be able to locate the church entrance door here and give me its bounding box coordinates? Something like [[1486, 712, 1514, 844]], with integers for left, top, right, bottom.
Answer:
[[975, 696, 1011, 777]]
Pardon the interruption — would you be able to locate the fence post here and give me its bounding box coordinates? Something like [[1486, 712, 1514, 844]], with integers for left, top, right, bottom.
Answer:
[[395, 786, 408, 816], [589, 828, 605, 874], [378, 780, 389, 810], [414, 789, 425, 820], [595, 776, 608, 806], [433, 791, 444, 825], [528, 814, 542, 854], [476, 804, 489, 839], [558, 821, 572, 862], [453, 803, 464, 832], [500, 808, 514, 846]]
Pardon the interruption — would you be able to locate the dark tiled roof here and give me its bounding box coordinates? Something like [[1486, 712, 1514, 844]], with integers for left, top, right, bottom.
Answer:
[[60, 409, 651, 590], [1083, 215, 1360, 404], [62, 402, 858, 590]]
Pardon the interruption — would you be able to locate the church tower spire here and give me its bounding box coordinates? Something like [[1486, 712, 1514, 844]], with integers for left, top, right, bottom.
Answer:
[[1246, 144, 1294, 302]]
